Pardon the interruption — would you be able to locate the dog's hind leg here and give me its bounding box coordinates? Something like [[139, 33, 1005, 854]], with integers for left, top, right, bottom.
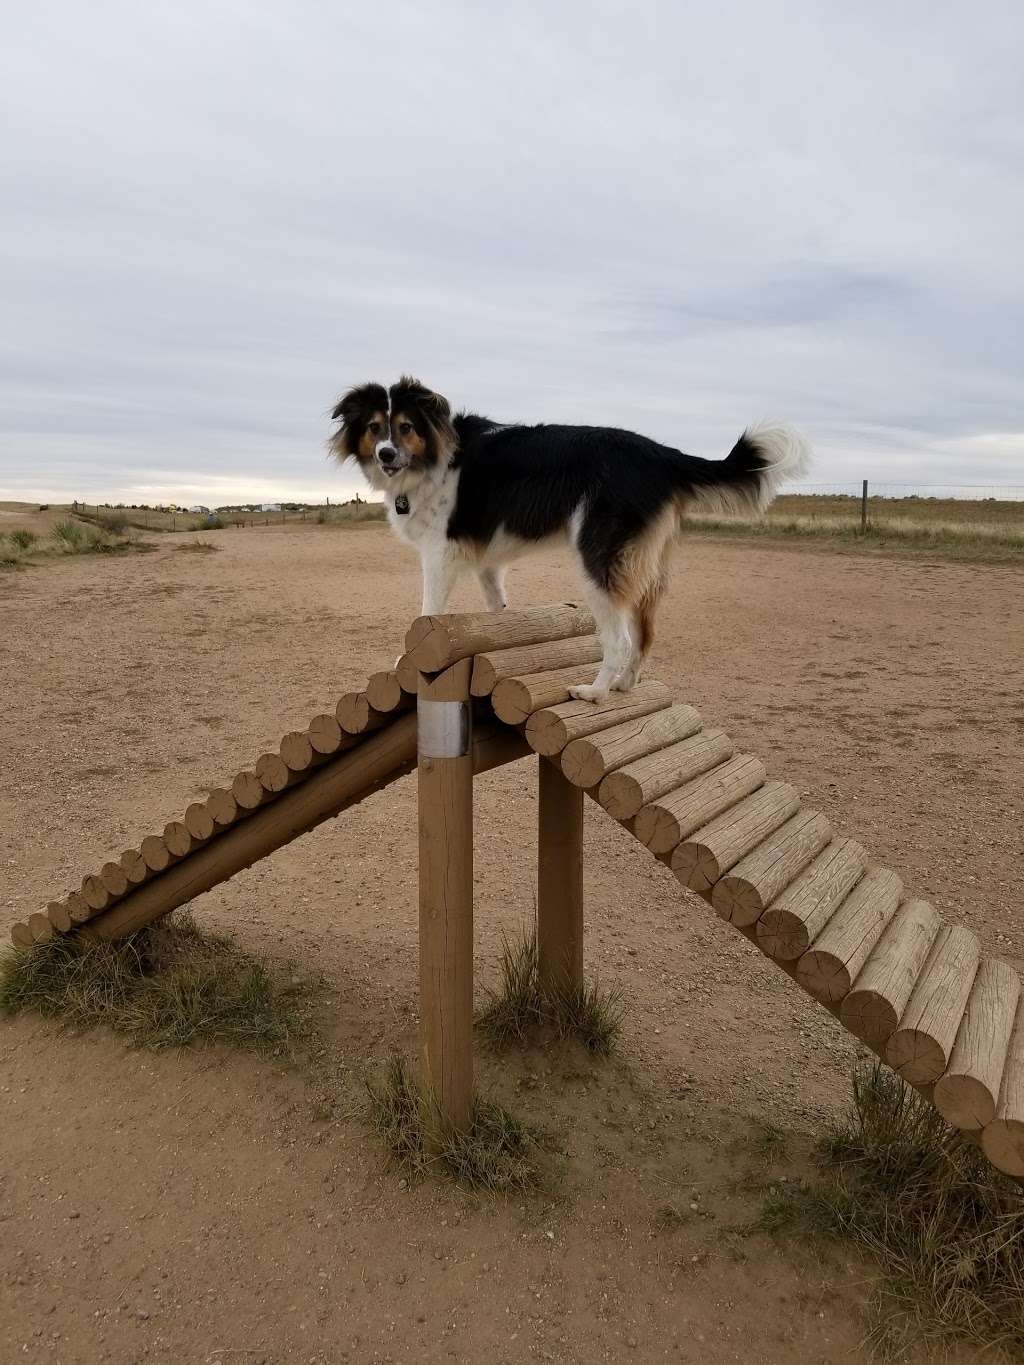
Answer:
[[478, 565, 508, 612], [568, 581, 633, 704]]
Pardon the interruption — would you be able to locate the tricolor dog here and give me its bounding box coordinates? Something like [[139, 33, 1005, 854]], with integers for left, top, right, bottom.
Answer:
[[330, 376, 810, 702]]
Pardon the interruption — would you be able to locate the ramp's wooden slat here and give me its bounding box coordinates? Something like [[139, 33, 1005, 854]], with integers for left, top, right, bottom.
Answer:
[[559, 704, 703, 789], [934, 959, 1021, 1131], [407, 602, 596, 672], [671, 782, 801, 893], [471, 636, 603, 698]]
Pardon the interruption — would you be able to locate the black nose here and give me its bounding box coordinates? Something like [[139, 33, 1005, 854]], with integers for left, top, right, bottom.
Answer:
[[378, 447, 396, 464]]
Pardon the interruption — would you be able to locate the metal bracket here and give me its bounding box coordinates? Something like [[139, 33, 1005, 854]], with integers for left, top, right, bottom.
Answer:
[[417, 699, 470, 758]]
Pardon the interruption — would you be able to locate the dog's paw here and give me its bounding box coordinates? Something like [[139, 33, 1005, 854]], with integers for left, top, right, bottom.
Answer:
[[569, 683, 611, 704]]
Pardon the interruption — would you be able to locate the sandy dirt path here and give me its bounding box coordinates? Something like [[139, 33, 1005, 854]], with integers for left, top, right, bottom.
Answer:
[[2, 526, 1021, 1364]]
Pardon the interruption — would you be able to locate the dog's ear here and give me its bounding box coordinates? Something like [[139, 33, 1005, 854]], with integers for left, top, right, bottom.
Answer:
[[390, 376, 456, 458], [330, 383, 388, 459]]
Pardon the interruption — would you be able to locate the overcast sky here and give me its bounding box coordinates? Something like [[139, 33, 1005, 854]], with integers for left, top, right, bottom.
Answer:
[[2, 1, 1022, 505]]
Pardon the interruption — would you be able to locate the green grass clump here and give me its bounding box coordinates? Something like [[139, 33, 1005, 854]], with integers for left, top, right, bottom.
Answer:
[[367, 1052, 549, 1193], [201, 514, 225, 530], [755, 1063, 1024, 1355], [0, 912, 301, 1053], [9, 529, 36, 551], [476, 929, 624, 1054], [51, 518, 148, 558]]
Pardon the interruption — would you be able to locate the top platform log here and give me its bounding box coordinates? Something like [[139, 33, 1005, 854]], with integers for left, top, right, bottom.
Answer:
[[404, 603, 596, 674]]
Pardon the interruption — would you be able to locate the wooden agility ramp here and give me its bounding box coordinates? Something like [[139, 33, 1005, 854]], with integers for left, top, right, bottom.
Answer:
[[11, 603, 1024, 1178]]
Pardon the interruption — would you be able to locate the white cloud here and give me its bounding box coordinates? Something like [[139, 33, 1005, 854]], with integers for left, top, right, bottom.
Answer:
[[1, 0, 1022, 502]]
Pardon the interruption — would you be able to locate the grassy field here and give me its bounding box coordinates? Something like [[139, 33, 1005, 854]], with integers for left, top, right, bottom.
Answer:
[[684, 493, 1024, 562]]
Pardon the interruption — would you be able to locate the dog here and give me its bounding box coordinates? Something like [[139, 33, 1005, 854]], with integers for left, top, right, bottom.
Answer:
[[330, 376, 810, 702]]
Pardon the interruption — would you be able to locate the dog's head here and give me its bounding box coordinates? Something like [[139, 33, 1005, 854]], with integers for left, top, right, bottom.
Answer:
[[330, 376, 455, 487]]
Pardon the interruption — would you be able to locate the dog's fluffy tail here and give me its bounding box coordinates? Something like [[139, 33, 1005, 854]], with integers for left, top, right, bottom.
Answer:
[[682, 421, 812, 517]]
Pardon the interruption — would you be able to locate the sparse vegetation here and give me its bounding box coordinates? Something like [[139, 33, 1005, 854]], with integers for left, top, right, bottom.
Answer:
[[51, 517, 147, 558], [10, 529, 36, 551], [367, 1052, 550, 1192], [0, 912, 303, 1053], [476, 929, 625, 1054], [177, 539, 220, 553], [754, 1063, 1024, 1356], [201, 514, 225, 530], [685, 493, 1024, 563]]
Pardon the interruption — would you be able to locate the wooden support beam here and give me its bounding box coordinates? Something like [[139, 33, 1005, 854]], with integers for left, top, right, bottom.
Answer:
[[537, 757, 584, 995], [418, 659, 475, 1135]]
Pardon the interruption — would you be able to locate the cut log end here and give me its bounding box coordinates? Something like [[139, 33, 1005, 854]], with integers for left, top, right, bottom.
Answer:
[[839, 991, 898, 1045], [335, 693, 372, 734], [28, 912, 56, 943], [256, 752, 292, 793], [81, 874, 110, 912], [885, 1029, 949, 1087], [632, 805, 679, 855], [11, 922, 34, 948], [163, 821, 192, 859], [308, 713, 344, 755], [100, 861, 129, 898], [231, 770, 267, 810], [119, 849, 148, 884], [981, 1120, 1024, 1178], [280, 732, 315, 772], [756, 909, 810, 962], [206, 788, 238, 828], [140, 834, 172, 873], [365, 671, 404, 713], [933, 1074, 999, 1132], [47, 900, 72, 933], [711, 877, 764, 927], [795, 950, 851, 1004], [184, 802, 216, 842]]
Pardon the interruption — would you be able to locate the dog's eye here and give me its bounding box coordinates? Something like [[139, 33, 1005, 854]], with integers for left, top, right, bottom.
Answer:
[[368, 421, 381, 435], [398, 422, 412, 436]]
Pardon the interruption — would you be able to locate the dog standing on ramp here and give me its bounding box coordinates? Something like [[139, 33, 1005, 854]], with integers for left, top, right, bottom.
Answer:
[[331, 377, 810, 702]]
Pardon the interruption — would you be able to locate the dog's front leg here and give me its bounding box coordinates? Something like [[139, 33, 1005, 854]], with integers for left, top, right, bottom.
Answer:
[[420, 550, 460, 616], [478, 566, 508, 613]]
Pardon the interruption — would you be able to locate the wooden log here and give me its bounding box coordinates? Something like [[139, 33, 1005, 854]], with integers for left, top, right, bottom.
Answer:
[[559, 704, 703, 787], [755, 838, 867, 961], [602, 729, 737, 825], [308, 712, 347, 754], [418, 660, 475, 1135], [671, 782, 801, 892], [335, 692, 391, 736], [524, 682, 675, 754], [66, 891, 91, 924], [205, 788, 238, 828], [365, 670, 412, 713], [632, 752, 763, 854], [406, 602, 596, 672], [982, 1002, 1024, 1176], [885, 926, 981, 1086], [82, 713, 421, 940], [934, 959, 1021, 1130], [231, 770, 269, 810], [537, 758, 584, 994], [184, 802, 215, 842], [81, 874, 111, 913], [119, 849, 148, 885], [839, 899, 941, 1044], [255, 752, 296, 794], [11, 921, 35, 948], [711, 810, 833, 928], [471, 723, 532, 774], [471, 635, 603, 698], [46, 900, 72, 932], [99, 860, 129, 898], [28, 912, 55, 943], [395, 652, 422, 695], [279, 731, 318, 772], [162, 821, 193, 859], [795, 867, 903, 1004], [140, 834, 172, 874]]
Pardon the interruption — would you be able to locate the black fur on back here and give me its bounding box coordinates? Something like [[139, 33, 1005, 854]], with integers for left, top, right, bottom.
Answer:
[[446, 417, 771, 590]]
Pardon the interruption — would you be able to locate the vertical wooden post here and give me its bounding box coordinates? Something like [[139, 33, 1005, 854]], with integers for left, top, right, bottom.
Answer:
[[537, 756, 584, 995], [861, 478, 869, 531], [418, 658, 475, 1134]]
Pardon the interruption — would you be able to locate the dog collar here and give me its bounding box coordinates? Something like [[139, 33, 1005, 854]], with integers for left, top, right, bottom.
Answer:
[[394, 494, 410, 516]]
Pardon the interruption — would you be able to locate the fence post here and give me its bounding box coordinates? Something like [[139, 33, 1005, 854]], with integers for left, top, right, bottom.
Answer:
[[418, 658, 475, 1135], [537, 757, 584, 995], [861, 479, 869, 532]]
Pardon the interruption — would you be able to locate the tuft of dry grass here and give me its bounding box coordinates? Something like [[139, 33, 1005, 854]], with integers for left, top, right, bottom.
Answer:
[[476, 929, 625, 1055], [754, 1063, 1024, 1356], [0, 912, 303, 1052], [176, 539, 221, 553], [367, 1052, 551, 1193]]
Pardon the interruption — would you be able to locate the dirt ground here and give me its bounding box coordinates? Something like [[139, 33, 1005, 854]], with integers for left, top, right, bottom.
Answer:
[[2, 524, 1022, 1365]]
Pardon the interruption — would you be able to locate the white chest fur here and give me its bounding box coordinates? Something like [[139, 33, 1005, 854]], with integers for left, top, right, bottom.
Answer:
[[387, 464, 460, 553]]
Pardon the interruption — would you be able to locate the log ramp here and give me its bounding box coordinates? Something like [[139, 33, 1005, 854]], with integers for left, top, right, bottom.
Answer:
[[11, 603, 1024, 1178]]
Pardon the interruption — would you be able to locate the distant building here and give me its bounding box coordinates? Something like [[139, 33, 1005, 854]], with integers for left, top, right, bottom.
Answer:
[[188, 505, 211, 514], [261, 503, 282, 513]]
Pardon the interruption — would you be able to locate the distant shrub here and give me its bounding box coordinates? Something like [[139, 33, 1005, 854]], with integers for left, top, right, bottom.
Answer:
[[53, 519, 85, 549], [96, 512, 128, 536], [201, 514, 225, 530]]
